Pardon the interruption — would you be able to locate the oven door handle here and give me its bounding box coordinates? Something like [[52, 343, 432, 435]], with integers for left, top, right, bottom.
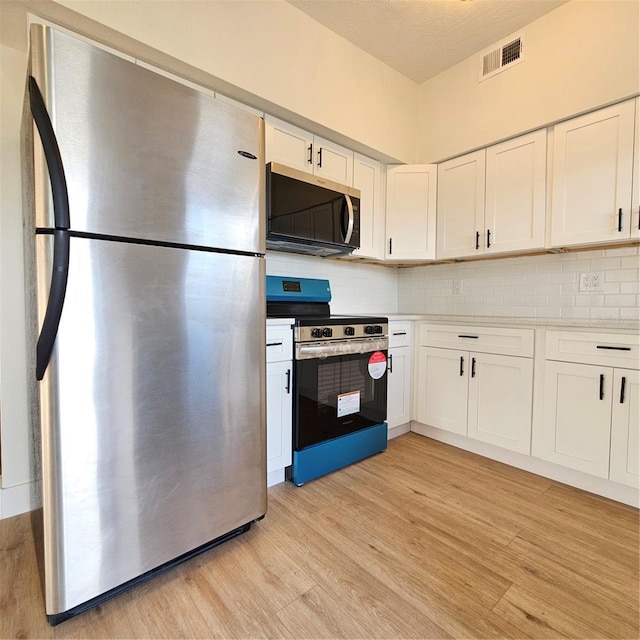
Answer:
[[296, 337, 388, 360]]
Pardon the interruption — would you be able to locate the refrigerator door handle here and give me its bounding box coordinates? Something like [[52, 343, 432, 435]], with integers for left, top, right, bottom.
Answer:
[[29, 76, 70, 230], [36, 229, 70, 380]]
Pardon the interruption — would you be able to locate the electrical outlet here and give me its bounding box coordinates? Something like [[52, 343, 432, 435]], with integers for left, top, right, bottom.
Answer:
[[452, 280, 463, 295], [579, 272, 604, 292]]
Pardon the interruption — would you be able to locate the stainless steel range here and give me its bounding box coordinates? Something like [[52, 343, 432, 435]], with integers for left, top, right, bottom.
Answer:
[[267, 276, 388, 485]]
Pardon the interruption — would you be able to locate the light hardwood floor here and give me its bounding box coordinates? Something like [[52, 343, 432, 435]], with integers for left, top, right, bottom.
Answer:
[[1, 433, 638, 639]]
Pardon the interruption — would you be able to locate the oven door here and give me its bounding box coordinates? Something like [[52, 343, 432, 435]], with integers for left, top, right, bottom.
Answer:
[[294, 338, 388, 450]]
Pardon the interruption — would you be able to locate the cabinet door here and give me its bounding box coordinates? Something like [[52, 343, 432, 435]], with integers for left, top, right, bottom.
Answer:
[[314, 136, 354, 185], [467, 353, 533, 454], [631, 98, 640, 239], [436, 150, 486, 259], [416, 347, 468, 435], [537, 361, 613, 477], [387, 346, 412, 429], [266, 360, 292, 473], [610, 369, 639, 487], [386, 165, 437, 260], [485, 130, 546, 254], [264, 115, 313, 173], [352, 153, 385, 259], [550, 100, 635, 247]]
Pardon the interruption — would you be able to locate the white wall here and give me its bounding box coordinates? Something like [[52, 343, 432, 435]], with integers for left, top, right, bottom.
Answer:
[[266, 253, 398, 315], [417, 0, 640, 162], [0, 43, 32, 517], [398, 247, 640, 321], [49, 0, 418, 163]]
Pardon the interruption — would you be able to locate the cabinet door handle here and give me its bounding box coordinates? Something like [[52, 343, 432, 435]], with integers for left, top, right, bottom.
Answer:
[[458, 334, 479, 339], [619, 376, 626, 404], [389, 238, 393, 255], [459, 356, 464, 376], [266, 341, 283, 347], [317, 147, 323, 168], [596, 345, 631, 351], [388, 353, 393, 374], [486, 228, 491, 248], [471, 357, 476, 378], [475, 231, 480, 250], [307, 144, 313, 165], [599, 374, 605, 400], [392, 331, 407, 336], [618, 208, 623, 232], [285, 369, 291, 394], [638, 205, 640, 231]]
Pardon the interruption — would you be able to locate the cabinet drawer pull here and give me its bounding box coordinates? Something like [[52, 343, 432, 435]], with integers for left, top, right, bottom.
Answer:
[[266, 341, 283, 347], [458, 334, 479, 339], [618, 208, 623, 232], [285, 369, 291, 394], [459, 356, 464, 376], [596, 345, 631, 351], [475, 231, 480, 250], [471, 357, 476, 378], [388, 353, 393, 374], [620, 376, 626, 404], [392, 331, 407, 336], [599, 374, 605, 400]]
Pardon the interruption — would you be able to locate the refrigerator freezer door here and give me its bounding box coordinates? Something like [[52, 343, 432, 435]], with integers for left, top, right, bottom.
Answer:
[[30, 25, 264, 254], [36, 234, 266, 615]]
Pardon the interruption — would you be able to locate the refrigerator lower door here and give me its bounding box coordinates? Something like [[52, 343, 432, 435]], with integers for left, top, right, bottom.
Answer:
[[36, 234, 266, 617]]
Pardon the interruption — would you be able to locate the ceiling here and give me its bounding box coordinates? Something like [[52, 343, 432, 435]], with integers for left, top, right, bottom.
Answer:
[[287, 0, 569, 83]]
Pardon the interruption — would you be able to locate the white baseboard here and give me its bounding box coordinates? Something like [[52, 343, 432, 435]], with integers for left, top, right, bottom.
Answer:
[[388, 422, 411, 440], [410, 422, 640, 508], [0, 480, 38, 519], [267, 468, 285, 488]]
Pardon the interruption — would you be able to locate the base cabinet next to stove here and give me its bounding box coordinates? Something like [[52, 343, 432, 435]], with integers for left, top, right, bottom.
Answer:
[[266, 323, 293, 486], [386, 320, 413, 437]]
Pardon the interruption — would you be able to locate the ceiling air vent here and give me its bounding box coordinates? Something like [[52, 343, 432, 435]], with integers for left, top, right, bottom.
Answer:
[[479, 34, 524, 81]]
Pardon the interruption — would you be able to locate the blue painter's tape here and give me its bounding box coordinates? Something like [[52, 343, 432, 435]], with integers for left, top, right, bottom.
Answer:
[[292, 423, 388, 486]]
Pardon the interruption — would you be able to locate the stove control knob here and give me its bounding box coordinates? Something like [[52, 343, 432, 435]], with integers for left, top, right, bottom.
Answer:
[[364, 325, 375, 334], [322, 327, 333, 338], [344, 326, 355, 336], [311, 328, 322, 338], [374, 325, 383, 334]]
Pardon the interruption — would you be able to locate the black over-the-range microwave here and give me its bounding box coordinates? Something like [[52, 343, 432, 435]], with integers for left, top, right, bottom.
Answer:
[[266, 162, 361, 257]]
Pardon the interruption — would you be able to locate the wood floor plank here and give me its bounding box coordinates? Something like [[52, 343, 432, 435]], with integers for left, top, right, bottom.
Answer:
[[1, 432, 638, 639]]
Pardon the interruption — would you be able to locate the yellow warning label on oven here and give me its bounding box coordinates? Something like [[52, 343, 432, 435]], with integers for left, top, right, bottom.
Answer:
[[337, 390, 360, 417]]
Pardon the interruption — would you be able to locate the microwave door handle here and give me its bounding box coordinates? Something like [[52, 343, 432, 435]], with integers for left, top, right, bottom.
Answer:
[[343, 194, 355, 244]]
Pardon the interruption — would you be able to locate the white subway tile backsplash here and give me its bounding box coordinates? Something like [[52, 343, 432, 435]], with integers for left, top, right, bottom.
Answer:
[[397, 247, 639, 319]]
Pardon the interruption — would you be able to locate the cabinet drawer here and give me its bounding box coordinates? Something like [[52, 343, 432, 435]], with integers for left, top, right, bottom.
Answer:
[[389, 321, 412, 347], [545, 331, 640, 368], [266, 324, 293, 363], [418, 324, 534, 357]]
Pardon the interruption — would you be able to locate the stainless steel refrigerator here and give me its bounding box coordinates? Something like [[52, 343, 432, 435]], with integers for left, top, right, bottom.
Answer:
[[22, 24, 266, 624]]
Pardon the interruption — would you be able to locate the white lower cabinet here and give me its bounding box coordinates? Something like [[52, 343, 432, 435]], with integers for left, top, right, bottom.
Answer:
[[386, 321, 413, 432], [266, 324, 293, 485], [534, 330, 640, 487], [415, 324, 534, 454]]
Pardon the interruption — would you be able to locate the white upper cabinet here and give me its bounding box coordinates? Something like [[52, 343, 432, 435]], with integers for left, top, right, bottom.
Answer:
[[352, 153, 385, 260], [485, 130, 547, 254], [386, 164, 437, 260], [437, 132, 546, 260], [550, 99, 636, 247], [631, 97, 640, 239], [437, 150, 486, 259], [264, 115, 353, 185]]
